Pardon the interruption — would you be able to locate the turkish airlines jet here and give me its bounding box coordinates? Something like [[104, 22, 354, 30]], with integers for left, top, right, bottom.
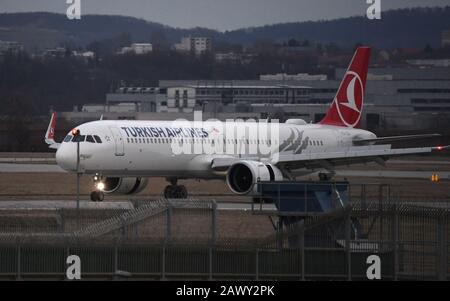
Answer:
[[45, 47, 447, 201]]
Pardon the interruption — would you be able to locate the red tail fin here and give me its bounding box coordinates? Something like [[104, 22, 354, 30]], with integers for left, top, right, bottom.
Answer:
[[45, 112, 56, 141], [319, 47, 371, 128]]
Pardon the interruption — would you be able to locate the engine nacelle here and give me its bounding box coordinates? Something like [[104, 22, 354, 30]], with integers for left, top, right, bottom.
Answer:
[[226, 161, 283, 195], [101, 177, 148, 195]]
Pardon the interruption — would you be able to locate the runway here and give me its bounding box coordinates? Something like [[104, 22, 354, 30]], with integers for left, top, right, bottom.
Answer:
[[1, 163, 449, 180]]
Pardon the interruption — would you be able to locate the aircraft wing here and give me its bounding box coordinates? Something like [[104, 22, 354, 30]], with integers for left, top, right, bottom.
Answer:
[[272, 144, 449, 172], [353, 134, 441, 145], [210, 144, 449, 172]]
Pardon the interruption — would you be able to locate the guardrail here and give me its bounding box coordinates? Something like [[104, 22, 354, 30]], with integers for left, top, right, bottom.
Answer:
[[0, 153, 56, 164]]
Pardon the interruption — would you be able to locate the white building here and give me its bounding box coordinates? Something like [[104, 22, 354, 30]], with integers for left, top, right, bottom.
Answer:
[[260, 73, 327, 81], [442, 30, 450, 47], [119, 43, 153, 55], [166, 87, 196, 113], [174, 37, 212, 55], [0, 40, 24, 55], [407, 59, 450, 68], [82, 103, 137, 113]]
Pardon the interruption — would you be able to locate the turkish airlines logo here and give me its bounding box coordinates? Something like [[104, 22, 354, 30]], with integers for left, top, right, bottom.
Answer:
[[335, 71, 364, 127]]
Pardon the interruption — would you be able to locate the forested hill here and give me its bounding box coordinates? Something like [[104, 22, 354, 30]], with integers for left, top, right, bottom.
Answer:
[[0, 7, 450, 51], [224, 7, 450, 49]]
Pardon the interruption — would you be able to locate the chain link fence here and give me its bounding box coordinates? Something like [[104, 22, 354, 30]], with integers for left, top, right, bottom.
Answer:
[[0, 197, 448, 280]]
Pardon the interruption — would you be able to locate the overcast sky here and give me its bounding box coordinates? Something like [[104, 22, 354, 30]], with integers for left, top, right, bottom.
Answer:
[[0, 0, 449, 31]]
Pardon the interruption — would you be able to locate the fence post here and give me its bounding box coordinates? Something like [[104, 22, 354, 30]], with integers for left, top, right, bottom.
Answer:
[[438, 211, 447, 281], [345, 211, 352, 281], [299, 220, 305, 281], [378, 185, 383, 244], [304, 183, 307, 213], [393, 204, 399, 281], [212, 201, 217, 244], [209, 246, 213, 281], [114, 242, 118, 278], [16, 245, 21, 280], [255, 249, 259, 280], [161, 243, 166, 280], [277, 219, 283, 250], [166, 206, 172, 242]]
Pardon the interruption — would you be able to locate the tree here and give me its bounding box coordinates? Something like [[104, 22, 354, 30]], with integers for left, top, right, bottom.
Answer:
[[287, 39, 300, 47], [150, 30, 170, 51]]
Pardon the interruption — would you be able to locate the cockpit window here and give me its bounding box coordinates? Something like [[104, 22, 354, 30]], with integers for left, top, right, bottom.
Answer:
[[86, 135, 95, 143], [93, 135, 102, 143], [72, 135, 86, 142], [63, 135, 72, 142]]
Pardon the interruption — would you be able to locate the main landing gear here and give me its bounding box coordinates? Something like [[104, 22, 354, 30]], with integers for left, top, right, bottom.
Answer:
[[164, 178, 188, 199], [318, 172, 335, 181]]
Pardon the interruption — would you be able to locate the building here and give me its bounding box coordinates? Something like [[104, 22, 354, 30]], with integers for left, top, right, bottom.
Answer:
[[174, 37, 212, 55], [215, 52, 255, 64], [0, 40, 24, 55], [407, 59, 450, 67], [85, 66, 450, 131], [119, 43, 153, 55], [106, 86, 166, 113], [260, 73, 327, 81], [215, 52, 241, 63], [442, 30, 450, 47], [159, 66, 450, 130], [43, 47, 68, 58], [166, 87, 196, 113]]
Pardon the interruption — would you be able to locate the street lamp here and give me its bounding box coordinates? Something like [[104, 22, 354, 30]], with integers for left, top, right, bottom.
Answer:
[[72, 128, 81, 212]]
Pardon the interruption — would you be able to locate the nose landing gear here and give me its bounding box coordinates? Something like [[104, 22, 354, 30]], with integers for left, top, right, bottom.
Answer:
[[164, 178, 188, 199], [91, 173, 105, 202], [90, 190, 104, 202]]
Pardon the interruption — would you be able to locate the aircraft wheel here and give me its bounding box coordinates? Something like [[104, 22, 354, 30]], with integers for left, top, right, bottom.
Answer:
[[90, 191, 105, 202], [90, 191, 98, 202], [164, 185, 175, 199], [176, 185, 188, 199]]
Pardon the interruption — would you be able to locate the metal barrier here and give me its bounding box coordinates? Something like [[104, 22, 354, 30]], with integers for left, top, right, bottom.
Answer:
[[0, 199, 448, 280]]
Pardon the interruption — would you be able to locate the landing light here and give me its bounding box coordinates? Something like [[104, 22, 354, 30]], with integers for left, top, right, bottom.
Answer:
[[97, 182, 105, 191], [71, 128, 80, 136], [436, 146, 444, 151]]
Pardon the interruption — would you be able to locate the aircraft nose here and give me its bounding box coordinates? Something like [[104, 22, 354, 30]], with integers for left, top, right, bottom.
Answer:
[[55, 145, 77, 171]]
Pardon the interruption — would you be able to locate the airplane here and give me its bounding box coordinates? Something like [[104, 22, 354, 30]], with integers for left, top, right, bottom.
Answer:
[[45, 46, 448, 202]]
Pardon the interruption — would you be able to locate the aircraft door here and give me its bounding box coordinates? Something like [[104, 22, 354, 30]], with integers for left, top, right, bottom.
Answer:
[[109, 126, 125, 156]]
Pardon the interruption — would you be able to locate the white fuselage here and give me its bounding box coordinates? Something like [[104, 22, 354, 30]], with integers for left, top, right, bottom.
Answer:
[[55, 120, 376, 178]]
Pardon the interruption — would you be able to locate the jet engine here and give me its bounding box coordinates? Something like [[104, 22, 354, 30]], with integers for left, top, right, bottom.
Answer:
[[100, 177, 148, 195], [226, 161, 283, 195]]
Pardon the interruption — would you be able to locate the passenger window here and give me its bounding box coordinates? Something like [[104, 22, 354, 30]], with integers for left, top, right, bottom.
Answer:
[[86, 135, 95, 143], [63, 135, 72, 142], [94, 135, 102, 143]]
